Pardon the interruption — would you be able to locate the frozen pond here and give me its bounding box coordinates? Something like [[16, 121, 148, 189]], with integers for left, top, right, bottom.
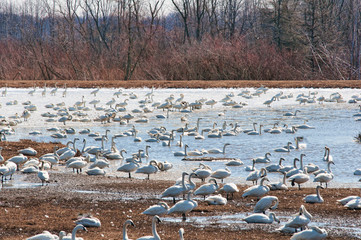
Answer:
[[1, 86, 361, 188]]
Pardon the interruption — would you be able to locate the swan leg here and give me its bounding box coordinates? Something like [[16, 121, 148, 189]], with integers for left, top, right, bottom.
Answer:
[[298, 184, 301, 190], [182, 213, 187, 221], [173, 197, 176, 204], [128, 173, 131, 178]]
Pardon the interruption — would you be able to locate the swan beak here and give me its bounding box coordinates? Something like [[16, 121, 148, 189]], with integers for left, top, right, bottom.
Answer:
[[83, 226, 88, 232]]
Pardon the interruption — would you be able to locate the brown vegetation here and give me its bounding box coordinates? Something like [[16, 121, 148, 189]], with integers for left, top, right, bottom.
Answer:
[[0, 1, 360, 81]]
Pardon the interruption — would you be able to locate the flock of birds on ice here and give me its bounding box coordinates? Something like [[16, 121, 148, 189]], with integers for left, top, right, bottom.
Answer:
[[0, 84, 360, 240]]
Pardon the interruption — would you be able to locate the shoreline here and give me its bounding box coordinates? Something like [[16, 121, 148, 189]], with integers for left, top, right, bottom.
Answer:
[[2, 80, 361, 89]]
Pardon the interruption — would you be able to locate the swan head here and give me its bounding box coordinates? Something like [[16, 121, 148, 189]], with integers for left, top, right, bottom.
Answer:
[[316, 185, 324, 190]]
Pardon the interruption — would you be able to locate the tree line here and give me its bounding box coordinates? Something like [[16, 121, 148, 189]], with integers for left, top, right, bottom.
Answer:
[[0, 0, 360, 81]]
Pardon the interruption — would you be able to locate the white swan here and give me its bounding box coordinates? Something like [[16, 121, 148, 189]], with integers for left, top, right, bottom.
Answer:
[[285, 205, 312, 231], [286, 155, 306, 178], [136, 160, 159, 180], [245, 159, 257, 172], [75, 214, 101, 227], [59, 224, 87, 240], [194, 178, 219, 199], [142, 202, 169, 216], [322, 146, 333, 162], [117, 158, 141, 178], [247, 124, 263, 135], [122, 219, 135, 240], [243, 212, 280, 224], [8, 153, 28, 170], [178, 228, 184, 240], [193, 163, 212, 181], [173, 144, 188, 157], [26, 231, 59, 240], [225, 159, 243, 166], [208, 143, 230, 154], [304, 186, 324, 203], [337, 196, 360, 205], [274, 141, 292, 152], [246, 167, 267, 185], [160, 172, 188, 203], [344, 198, 361, 209], [168, 192, 197, 221], [210, 167, 231, 182], [313, 161, 335, 188], [289, 166, 310, 190], [269, 172, 288, 191], [265, 158, 284, 172], [284, 110, 300, 117], [205, 194, 227, 205], [254, 196, 279, 214], [291, 226, 327, 240], [218, 183, 239, 200], [38, 161, 50, 186], [242, 177, 270, 199], [255, 152, 271, 164], [136, 215, 161, 240]]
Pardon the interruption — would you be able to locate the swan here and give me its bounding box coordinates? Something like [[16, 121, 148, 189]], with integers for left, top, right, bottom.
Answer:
[[59, 224, 87, 240], [210, 167, 231, 182], [86, 167, 106, 176], [66, 155, 90, 174], [274, 141, 292, 152], [38, 161, 50, 186], [193, 163, 212, 181], [194, 178, 219, 199], [279, 157, 299, 174], [142, 202, 169, 216], [178, 228, 184, 240], [161, 172, 188, 203], [344, 198, 361, 209], [337, 196, 361, 205], [322, 146, 333, 162], [205, 194, 227, 205], [255, 152, 271, 164], [117, 158, 141, 178], [208, 143, 230, 154], [269, 172, 288, 191], [291, 226, 327, 240], [173, 144, 188, 157], [168, 192, 197, 221], [313, 161, 335, 188], [157, 161, 173, 171], [18, 147, 37, 156], [286, 155, 306, 178], [243, 212, 280, 224], [266, 158, 284, 172], [26, 231, 59, 240], [183, 172, 198, 193], [122, 219, 135, 240], [135, 160, 159, 180], [284, 110, 300, 117], [242, 177, 270, 199], [296, 120, 315, 129], [57, 139, 78, 156], [246, 167, 267, 185], [304, 186, 324, 203], [254, 196, 279, 214], [225, 159, 243, 166], [263, 96, 276, 107], [58, 115, 72, 125], [8, 153, 28, 170], [75, 214, 101, 227], [289, 166, 310, 190], [136, 215, 161, 240], [245, 159, 257, 171], [218, 182, 239, 199], [285, 205, 312, 231], [247, 124, 263, 135]]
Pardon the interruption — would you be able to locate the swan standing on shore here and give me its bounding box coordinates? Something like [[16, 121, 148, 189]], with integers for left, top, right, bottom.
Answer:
[[117, 158, 141, 178], [313, 161, 335, 188], [135, 160, 159, 180], [194, 178, 219, 199], [211, 167, 231, 182], [142, 202, 169, 216], [285, 205, 312, 232], [289, 166, 310, 190], [168, 192, 197, 221], [160, 172, 188, 203], [242, 177, 270, 199], [254, 196, 279, 214], [218, 183, 239, 199]]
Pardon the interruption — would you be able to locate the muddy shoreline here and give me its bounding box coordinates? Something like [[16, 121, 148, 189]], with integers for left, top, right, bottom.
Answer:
[[0, 141, 360, 239]]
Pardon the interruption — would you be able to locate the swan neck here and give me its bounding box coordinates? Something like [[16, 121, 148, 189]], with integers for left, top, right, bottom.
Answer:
[[152, 218, 160, 239]]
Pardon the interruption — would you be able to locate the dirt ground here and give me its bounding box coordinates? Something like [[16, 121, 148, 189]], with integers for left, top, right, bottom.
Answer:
[[0, 140, 360, 240], [2, 79, 361, 89]]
